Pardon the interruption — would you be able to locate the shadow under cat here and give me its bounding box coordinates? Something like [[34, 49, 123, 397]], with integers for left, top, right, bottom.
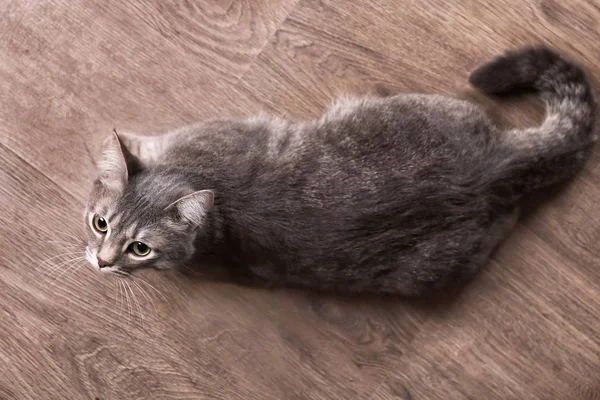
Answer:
[[173, 173, 580, 318]]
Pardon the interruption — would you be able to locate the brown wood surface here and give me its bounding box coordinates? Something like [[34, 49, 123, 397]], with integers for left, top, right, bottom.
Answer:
[[1, 0, 599, 399]]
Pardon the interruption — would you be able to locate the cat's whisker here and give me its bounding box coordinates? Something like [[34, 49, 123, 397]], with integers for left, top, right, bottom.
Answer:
[[50, 257, 86, 286], [179, 264, 203, 276], [121, 279, 132, 327], [63, 259, 86, 282], [117, 280, 126, 318], [52, 229, 84, 239], [113, 280, 118, 314], [131, 279, 156, 316], [43, 253, 84, 272], [38, 251, 83, 268], [126, 281, 144, 327], [132, 276, 168, 302], [42, 254, 85, 281], [52, 231, 85, 245], [45, 240, 82, 248], [47, 245, 82, 253], [40, 251, 85, 270], [113, 279, 121, 317], [43, 261, 80, 289]]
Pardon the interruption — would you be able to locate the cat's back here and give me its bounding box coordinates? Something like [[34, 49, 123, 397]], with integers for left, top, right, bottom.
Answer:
[[162, 93, 495, 168], [159, 93, 503, 197], [161, 118, 282, 176], [317, 94, 497, 158]]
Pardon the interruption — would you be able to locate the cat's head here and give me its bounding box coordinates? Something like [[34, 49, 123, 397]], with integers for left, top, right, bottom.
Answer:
[[84, 131, 214, 275]]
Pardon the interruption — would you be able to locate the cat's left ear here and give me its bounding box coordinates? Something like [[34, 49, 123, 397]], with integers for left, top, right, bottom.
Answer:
[[166, 190, 215, 229], [117, 130, 171, 168], [97, 130, 134, 191]]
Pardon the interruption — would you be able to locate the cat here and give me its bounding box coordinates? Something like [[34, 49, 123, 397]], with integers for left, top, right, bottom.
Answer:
[[84, 47, 596, 296]]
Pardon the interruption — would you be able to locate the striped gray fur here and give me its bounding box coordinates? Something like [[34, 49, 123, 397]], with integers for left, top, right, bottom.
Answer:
[[83, 47, 596, 296]]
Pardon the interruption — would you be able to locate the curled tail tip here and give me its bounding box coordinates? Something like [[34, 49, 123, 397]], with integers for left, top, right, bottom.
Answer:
[[476, 47, 597, 193], [468, 46, 572, 95]]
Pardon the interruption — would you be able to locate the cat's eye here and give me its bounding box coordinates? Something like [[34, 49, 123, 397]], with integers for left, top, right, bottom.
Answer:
[[130, 242, 151, 257], [93, 215, 108, 233]]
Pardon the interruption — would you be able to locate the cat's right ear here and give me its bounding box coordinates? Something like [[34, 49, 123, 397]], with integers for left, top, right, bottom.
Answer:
[[165, 189, 215, 229], [97, 130, 129, 191]]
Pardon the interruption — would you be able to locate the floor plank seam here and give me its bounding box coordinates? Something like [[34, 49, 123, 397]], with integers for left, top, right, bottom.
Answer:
[[0, 142, 83, 207], [233, 0, 302, 92]]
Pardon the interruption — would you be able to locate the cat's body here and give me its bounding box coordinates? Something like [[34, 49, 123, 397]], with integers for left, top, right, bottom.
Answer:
[[131, 96, 519, 295], [84, 47, 596, 296]]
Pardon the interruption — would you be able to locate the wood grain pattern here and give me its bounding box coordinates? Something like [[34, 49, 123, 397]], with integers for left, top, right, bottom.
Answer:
[[1, 0, 599, 399]]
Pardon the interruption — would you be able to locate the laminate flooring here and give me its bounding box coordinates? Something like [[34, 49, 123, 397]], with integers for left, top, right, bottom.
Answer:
[[0, 1, 599, 399]]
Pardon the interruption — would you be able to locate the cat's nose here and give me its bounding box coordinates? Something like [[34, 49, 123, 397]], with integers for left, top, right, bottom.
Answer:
[[97, 257, 111, 269]]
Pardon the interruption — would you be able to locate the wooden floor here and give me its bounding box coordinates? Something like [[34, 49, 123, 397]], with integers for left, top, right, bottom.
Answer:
[[1, 1, 599, 399]]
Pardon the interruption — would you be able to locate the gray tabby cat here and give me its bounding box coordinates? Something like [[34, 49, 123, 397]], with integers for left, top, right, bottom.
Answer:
[[84, 47, 596, 296]]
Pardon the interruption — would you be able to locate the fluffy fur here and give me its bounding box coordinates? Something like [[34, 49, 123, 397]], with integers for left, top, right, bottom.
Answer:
[[83, 47, 596, 296]]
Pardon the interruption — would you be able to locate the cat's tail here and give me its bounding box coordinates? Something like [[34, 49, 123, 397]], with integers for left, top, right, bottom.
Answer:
[[469, 46, 597, 192]]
